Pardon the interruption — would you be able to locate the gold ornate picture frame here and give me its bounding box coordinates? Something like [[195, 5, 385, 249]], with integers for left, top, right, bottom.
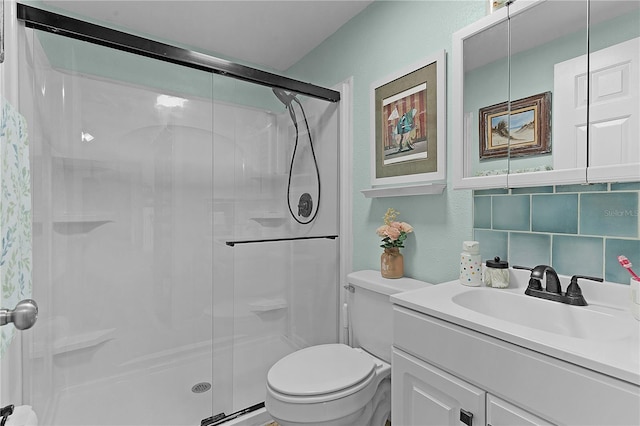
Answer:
[[479, 91, 552, 159]]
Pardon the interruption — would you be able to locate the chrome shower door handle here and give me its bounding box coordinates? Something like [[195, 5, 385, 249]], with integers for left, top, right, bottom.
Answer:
[[0, 299, 38, 330]]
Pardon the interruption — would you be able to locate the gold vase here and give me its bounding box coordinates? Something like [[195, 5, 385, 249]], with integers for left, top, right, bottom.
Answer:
[[381, 247, 404, 279]]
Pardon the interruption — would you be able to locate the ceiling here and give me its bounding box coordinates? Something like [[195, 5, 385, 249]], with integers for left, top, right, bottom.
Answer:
[[42, 0, 374, 71]]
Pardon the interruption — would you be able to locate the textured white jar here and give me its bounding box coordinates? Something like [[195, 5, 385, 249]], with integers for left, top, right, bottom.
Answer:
[[459, 241, 482, 286]]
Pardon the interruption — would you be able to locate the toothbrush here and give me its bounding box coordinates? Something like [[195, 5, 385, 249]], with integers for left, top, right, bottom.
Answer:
[[618, 255, 640, 280]]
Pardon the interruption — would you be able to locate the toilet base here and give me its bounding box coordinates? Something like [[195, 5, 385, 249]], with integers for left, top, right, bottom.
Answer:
[[269, 378, 390, 426]]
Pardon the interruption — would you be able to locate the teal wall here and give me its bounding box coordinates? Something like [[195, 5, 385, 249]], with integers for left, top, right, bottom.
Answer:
[[26, 0, 485, 284], [24, 0, 287, 114], [287, 1, 640, 285], [24, 1, 639, 285], [287, 1, 486, 283]]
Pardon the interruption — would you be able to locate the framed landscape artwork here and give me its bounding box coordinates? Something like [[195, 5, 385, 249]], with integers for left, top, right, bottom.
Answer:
[[479, 92, 552, 159]]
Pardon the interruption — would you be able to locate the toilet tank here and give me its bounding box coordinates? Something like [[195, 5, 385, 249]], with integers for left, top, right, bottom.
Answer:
[[346, 270, 433, 363]]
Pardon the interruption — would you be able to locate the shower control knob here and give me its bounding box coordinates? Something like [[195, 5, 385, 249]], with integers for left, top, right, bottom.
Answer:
[[0, 299, 38, 330], [298, 193, 313, 218]]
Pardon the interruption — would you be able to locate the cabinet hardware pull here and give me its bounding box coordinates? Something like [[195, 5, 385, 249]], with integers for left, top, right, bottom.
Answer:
[[460, 408, 473, 426]]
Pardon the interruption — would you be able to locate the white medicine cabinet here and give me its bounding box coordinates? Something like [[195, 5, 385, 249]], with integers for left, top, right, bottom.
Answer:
[[453, 0, 640, 190]]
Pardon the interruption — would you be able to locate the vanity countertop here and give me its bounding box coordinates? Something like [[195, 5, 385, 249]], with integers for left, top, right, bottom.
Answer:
[[391, 268, 640, 386]]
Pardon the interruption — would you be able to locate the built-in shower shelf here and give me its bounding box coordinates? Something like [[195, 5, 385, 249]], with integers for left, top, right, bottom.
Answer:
[[360, 183, 446, 198], [51, 213, 115, 233], [52, 156, 115, 172], [53, 212, 116, 223], [30, 328, 117, 358], [249, 298, 288, 313], [249, 212, 287, 227], [250, 173, 288, 181]]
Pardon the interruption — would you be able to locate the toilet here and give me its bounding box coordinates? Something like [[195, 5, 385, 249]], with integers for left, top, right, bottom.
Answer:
[[265, 270, 433, 426]]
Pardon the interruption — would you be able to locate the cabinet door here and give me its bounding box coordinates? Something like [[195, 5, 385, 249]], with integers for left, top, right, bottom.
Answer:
[[487, 394, 554, 426], [453, 8, 510, 189], [505, 0, 589, 188], [392, 348, 485, 426], [454, 0, 640, 190]]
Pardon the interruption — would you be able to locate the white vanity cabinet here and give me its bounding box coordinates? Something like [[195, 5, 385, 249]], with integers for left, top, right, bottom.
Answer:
[[486, 395, 553, 426], [391, 305, 640, 426], [392, 348, 485, 426], [392, 348, 551, 426]]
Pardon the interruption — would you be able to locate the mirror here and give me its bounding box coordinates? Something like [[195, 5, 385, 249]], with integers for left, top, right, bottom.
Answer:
[[457, 9, 510, 188], [585, 0, 640, 182], [507, 0, 588, 187], [454, 0, 640, 189]]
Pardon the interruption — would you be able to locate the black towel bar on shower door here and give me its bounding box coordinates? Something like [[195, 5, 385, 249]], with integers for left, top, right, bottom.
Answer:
[[225, 235, 338, 247]]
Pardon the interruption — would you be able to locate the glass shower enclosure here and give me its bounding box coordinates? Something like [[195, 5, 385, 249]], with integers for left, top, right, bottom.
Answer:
[[11, 7, 340, 425]]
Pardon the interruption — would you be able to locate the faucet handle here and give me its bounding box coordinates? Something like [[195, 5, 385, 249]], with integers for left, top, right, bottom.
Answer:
[[565, 275, 602, 306], [512, 265, 541, 289], [513, 265, 544, 290], [570, 274, 603, 284], [566, 277, 584, 298], [512, 265, 533, 271], [567, 275, 603, 295]]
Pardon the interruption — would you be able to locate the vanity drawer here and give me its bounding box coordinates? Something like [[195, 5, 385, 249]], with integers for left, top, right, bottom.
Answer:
[[393, 305, 640, 425]]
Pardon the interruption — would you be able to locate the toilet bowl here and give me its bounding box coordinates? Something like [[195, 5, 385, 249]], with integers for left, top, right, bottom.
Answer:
[[266, 343, 390, 426], [265, 270, 433, 426]]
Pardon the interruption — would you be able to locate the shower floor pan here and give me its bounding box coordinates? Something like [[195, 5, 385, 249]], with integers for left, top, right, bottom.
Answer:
[[43, 334, 297, 426]]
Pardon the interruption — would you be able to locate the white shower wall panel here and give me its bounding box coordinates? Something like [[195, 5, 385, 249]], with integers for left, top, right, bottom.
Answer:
[[21, 26, 340, 423], [275, 98, 339, 238], [29, 71, 289, 389]]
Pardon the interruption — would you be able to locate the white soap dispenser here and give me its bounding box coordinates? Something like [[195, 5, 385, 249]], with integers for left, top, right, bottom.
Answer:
[[459, 241, 482, 286]]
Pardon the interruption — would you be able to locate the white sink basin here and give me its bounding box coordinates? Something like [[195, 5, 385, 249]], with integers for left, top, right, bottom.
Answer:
[[391, 267, 640, 385], [452, 289, 630, 341]]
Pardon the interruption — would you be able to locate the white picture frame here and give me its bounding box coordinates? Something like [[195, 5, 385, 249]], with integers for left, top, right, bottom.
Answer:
[[369, 49, 447, 187]]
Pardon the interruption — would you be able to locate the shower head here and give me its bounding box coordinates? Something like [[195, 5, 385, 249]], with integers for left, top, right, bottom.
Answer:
[[272, 88, 296, 107]]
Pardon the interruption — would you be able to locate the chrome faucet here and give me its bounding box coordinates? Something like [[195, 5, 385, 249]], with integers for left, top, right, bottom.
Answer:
[[513, 265, 602, 306]]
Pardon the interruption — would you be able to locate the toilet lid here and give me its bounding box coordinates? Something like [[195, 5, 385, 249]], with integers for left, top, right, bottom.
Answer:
[[267, 344, 376, 396]]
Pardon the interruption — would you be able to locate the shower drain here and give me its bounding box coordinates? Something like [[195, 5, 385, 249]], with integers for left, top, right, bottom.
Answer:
[[192, 382, 212, 393]]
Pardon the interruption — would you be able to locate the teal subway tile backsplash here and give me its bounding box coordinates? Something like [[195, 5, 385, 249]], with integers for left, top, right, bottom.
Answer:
[[605, 239, 640, 284], [474, 188, 509, 195], [473, 196, 491, 229], [472, 183, 640, 284], [612, 182, 640, 191], [511, 186, 553, 194], [473, 229, 508, 262], [553, 235, 604, 277], [580, 192, 638, 238], [556, 183, 608, 193], [532, 194, 578, 234], [509, 232, 551, 267], [492, 195, 530, 231]]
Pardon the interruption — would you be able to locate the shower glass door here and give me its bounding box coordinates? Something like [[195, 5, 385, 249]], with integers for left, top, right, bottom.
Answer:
[[17, 18, 339, 425], [22, 28, 218, 425], [219, 84, 340, 414]]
